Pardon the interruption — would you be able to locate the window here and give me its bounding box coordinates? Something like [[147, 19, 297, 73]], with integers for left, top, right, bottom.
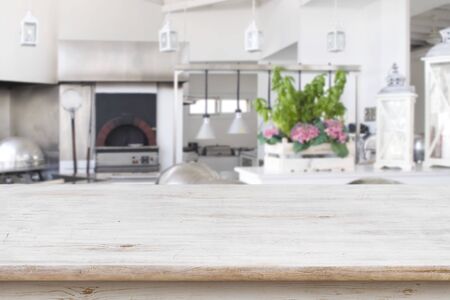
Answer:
[[220, 99, 249, 114], [189, 99, 217, 115], [189, 99, 250, 115]]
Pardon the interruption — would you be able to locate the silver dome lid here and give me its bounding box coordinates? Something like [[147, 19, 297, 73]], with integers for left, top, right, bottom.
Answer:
[[425, 27, 450, 58], [157, 162, 220, 185], [0, 137, 45, 173]]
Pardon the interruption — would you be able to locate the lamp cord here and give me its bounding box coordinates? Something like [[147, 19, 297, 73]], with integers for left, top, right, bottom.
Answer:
[[268, 69, 272, 110], [236, 70, 241, 112], [204, 70, 209, 117], [252, 0, 256, 20], [333, 0, 337, 22]]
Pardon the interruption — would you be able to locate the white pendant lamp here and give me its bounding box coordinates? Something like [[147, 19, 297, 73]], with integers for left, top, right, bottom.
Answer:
[[327, 0, 345, 53], [245, 0, 263, 53], [229, 70, 249, 134], [196, 70, 216, 140], [159, 13, 179, 53]]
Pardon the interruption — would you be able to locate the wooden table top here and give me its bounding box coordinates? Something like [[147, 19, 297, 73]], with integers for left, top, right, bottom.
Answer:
[[1, 184, 450, 282]]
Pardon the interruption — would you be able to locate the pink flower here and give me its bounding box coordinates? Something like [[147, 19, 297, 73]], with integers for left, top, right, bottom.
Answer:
[[263, 127, 279, 139], [291, 123, 320, 144], [325, 120, 348, 144]]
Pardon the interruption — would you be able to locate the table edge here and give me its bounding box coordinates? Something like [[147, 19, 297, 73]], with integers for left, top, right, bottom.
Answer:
[[1, 265, 450, 282]]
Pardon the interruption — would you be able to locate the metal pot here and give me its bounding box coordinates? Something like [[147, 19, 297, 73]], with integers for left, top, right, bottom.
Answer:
[[0, 137, 45, 173]]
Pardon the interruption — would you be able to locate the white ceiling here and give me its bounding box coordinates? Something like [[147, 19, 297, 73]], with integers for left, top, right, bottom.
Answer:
[[147, 0, 270, 13], [148, 0, 450, 48]]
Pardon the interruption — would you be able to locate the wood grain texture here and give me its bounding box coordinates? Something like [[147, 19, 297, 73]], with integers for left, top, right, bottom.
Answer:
[[1, 185, 450, 282], [1, 282, 450, 300]]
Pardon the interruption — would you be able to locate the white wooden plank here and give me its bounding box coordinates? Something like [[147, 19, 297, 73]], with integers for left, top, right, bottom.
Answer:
[[0, 185, 450, 281]]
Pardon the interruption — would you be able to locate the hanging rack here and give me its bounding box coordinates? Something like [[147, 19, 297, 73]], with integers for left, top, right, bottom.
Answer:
[[175, 63, 360, 73], [173, 63, 361, 165]]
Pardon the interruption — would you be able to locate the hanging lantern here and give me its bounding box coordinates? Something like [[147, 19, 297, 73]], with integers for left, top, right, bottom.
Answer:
[[245, 0, 263, 53], [21, 10, 38, 46], [327, 27, 345, 53], [422, 27, 450, 168], [159, 15, 178, 53], [375, 64, 417, 171], [229, 70, 249, 134], [327, 0, 345, 53], [196, 70, 216, 140], [245, 21, 263, 53]]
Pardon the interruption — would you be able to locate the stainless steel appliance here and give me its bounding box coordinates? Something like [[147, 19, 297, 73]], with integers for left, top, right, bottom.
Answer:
[[202, 145, 234, 157], [95, 146, 159, 173], [239, 149, 258, 167], [0, 137, 47, 184]]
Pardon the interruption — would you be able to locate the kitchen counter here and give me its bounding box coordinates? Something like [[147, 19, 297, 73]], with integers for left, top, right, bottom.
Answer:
[[1, 184, 450, 299], [236, 165, 450, 184]]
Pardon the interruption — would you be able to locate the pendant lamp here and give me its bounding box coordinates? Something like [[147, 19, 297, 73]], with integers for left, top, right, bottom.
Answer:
[[196, 70, 216, 140], [245, 0, 263, 52], [159, 13, 179, 53], [327, 0, 345, 53], [229, 70, 249, 134]]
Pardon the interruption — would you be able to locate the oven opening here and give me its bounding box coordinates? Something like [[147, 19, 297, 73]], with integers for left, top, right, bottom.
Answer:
[[105, 125, 149, 147]]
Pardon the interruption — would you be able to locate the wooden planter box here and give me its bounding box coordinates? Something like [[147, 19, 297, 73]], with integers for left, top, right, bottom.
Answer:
[[264, 139, 355, 173]]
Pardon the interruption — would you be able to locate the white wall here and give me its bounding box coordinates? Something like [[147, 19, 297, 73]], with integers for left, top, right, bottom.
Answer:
[[298, 0, 411, 133], [183, 74, 258, 148], [259, 0, 300, 59], [58, 0, 163, 42], [10, 85, 59, 153], [58, 0, 260, 62], [0, 89, 11, 139], [158, 83, 183, 171], [0, 0, 57, 83]]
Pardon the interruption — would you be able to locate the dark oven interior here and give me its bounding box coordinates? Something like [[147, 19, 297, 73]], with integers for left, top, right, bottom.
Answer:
[[95, 93, 157, 147]]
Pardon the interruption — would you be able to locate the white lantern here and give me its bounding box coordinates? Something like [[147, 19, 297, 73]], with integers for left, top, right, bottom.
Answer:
[[327, 27, 346, 53], [422, 27, 450, 168], [245, 20, 263, 53], [375, 64, 417, 171], [327, 0, 345, 53], [159, 17, 178, 53], [21, 10, 38, 46]]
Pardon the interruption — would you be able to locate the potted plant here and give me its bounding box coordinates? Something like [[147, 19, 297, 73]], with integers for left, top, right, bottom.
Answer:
[[254, 67, 354, 172]]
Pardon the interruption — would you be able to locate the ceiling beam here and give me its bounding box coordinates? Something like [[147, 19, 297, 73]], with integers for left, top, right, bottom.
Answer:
[[162, 0, 238, 13], [146, 0, 164, 5]]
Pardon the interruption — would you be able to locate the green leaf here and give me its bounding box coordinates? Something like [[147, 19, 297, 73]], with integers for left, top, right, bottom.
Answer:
[[331, 142, 349, 158], [257, 133, 266, 145], [267, 137, 282, 145], [293, 142, 310, 153], [310, 133, 328, 146]]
